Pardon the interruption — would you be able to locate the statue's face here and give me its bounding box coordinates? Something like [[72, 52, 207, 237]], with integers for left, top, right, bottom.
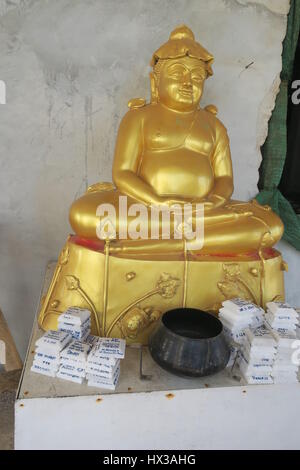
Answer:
[[157, 56, 206, 111]]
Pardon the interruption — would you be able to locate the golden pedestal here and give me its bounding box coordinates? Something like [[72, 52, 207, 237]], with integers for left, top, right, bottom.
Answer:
[[38, 235, 286, 344]]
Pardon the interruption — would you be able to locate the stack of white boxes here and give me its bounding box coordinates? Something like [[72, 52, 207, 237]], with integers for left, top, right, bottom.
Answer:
[[220, 298, 264, 344], [57, 340, 93, 384], [265, 302, 299, 335], [84, 334, 99, 348], [86, 338, 126, 390], [31, 330, 72, 377], [32, 331, 126, 390], [219, 298, 264, 367], [32, 304, 126, 390], [238, 326, 277, 384], [57, 307, 91, 340], [271, 330, 299, 384]]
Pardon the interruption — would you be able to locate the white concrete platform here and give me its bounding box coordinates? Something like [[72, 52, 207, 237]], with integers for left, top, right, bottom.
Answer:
[[15, 264, 300, 450]]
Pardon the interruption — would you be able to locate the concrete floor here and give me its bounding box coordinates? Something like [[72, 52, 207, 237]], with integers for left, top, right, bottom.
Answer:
[[0, 370, 21, 450]]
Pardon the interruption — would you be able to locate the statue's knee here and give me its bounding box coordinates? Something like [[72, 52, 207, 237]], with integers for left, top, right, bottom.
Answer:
[[69, 198, 85, 233], [69, 198, 94, 236], [273, 217, 284, 242], [69, 195, 101, 238], [269, 214, 284, 243]]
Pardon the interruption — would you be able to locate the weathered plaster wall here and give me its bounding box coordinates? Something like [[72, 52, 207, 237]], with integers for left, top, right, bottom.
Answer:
[[0, 0, 294, 358], [237, 0, 290, 15]]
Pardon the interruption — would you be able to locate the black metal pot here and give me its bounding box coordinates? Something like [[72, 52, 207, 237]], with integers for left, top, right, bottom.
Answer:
[[149, 308, 230, 378]]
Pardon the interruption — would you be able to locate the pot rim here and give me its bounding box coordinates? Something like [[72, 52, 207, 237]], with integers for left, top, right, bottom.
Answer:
[[160, 307, 224, 341]]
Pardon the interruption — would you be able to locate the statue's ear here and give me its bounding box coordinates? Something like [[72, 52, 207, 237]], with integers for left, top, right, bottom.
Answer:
[[149, 72, 158, 104]]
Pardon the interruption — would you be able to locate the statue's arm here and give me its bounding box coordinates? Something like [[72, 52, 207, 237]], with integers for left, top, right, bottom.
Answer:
[[209, 121, 234, 204], [112, 109, 163, 206]]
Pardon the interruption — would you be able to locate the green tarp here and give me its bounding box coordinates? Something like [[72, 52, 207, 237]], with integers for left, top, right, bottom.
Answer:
[[256, 0, 300, 250]]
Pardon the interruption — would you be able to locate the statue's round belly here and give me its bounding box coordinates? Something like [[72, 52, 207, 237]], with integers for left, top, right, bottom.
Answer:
[[140, 149, 214, 199]]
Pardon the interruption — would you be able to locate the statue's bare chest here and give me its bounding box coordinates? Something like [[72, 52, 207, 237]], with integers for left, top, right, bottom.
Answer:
[[144, 113, 214, 155], [140, 111, 215, 197]]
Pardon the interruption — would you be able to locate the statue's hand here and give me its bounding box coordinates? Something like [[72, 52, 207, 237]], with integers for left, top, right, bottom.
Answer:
[[189, 195, 226, 212], [204, 194, 226, 210], [150, 196, 188, 208], [165, 197, 188, 207]]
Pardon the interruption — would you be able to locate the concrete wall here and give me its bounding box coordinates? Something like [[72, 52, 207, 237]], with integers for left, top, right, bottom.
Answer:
[[0, 0, 297, 359]]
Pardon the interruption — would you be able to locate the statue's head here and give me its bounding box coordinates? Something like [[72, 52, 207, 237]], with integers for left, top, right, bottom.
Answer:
[[150, 25, 214, 112]]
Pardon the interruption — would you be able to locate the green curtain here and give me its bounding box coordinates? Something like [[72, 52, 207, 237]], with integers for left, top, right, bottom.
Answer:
[[256, 0, 300, 249]]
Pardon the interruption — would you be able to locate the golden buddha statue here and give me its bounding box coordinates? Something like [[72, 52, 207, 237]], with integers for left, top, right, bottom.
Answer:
[[69, 25, 283, 255], [38, 26, 286, 342]]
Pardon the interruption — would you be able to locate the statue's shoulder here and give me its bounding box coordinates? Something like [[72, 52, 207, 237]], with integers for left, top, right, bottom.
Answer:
[[124, 98, 153, 121], [200, 105, 228, 135], [198, 105, 219, 128], [199, 105, 218, 123], [119, 99, 149, 130], [127, 98, 147, 110], [204, 104, 218, 115]]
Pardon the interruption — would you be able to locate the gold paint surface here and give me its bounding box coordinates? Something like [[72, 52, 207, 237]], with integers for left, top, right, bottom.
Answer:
[[38, 239, 285, 343], [38, 26, 285, 343], [69, 25, 283, 255]]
